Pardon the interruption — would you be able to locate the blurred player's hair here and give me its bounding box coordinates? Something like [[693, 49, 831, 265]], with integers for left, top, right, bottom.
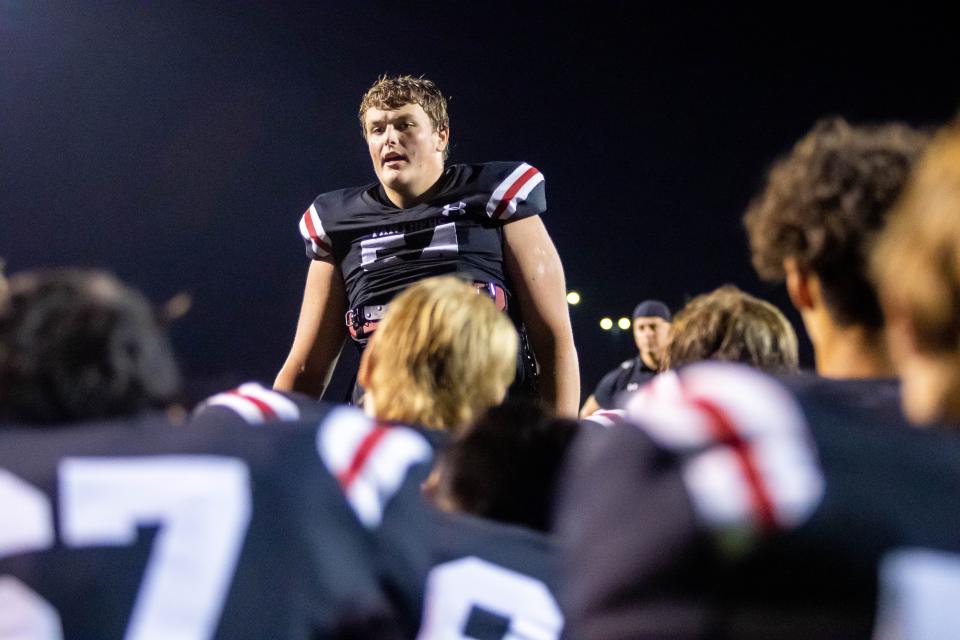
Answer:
[[0, 269, 180, 424], [0, 259, 8, 304], [870, 119, 960, 418], [359, 75, 450, 155], [744, 117, 929, 330], [361, 276, 517, 432], [873, 121, 960, 354], [435, 400, 579, 532], [664, 284, 798, 372]]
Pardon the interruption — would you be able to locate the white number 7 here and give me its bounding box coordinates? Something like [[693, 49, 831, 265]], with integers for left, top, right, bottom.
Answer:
[[1, 457, 251, 640]]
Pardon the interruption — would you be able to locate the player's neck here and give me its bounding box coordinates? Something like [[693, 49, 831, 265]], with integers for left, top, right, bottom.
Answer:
[[382, 165, 445, 209], [812, 321, 894, 379]]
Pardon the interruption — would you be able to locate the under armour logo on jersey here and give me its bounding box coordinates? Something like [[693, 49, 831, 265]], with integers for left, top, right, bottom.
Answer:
[[441, 201, 467, 217]]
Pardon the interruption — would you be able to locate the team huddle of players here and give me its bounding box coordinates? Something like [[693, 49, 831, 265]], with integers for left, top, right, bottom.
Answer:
[[2, 75, 960, 639]]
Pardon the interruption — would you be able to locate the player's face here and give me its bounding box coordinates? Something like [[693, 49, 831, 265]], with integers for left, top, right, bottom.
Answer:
[[634, 317, 670, 368], [364, 103, 448, 207]]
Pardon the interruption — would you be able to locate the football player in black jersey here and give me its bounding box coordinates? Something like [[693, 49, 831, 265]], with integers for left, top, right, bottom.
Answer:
[[274, 75, 579, 416], [347, 275, 568, 637], [557, 121, 951, 639], [0, 269, 416, 639], [196, 276, 568, 638], [559, 361, 960, 640]]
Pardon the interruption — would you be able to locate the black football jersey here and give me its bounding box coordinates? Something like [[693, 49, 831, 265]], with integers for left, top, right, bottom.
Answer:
[[592, 356, 657, 409], [414, 510, 564, 639], [318, 413, 565, 639], [375, 503, 564, 639], [0, 407, 427, 640], [558, 363, 960, 640], [298, 161, 546, 310]]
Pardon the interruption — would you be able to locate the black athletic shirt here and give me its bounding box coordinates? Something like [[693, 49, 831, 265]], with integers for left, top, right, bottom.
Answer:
[[592, 356, 657, 409], [298, 161, 546, 310]]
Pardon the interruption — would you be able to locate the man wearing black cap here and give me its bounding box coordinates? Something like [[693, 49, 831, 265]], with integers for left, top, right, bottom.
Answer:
[[579, 299, 671, 417]]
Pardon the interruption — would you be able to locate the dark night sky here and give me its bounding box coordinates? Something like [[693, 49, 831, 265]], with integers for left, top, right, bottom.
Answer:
[[2, 2, 957, 401]]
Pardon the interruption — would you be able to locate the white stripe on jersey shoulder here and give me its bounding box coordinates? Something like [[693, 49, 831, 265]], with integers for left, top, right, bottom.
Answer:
[[316, 407, 432, 529], [583, 409, 627, 428], [299, 203, 332, 259], [485, 162, 544, 220], [624, 370, 706, 450], [200, 382, 300, 424]]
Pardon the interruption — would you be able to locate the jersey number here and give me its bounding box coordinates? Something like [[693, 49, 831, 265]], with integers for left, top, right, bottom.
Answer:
[[0, 457, 251, 640], [360, 222, 459, 272], [417, 557, 563, 640]]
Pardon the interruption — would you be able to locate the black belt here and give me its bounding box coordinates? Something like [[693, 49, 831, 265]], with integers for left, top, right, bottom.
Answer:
[[346, 282, 508, 342]]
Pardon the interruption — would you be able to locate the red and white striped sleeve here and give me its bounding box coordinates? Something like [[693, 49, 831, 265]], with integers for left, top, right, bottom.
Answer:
[[485, 162, 546, 221], [626, 362, 825, 539], [582, 409, 628, 429], [198, 382, 301, 424], [298, 202, 333, 260], [316, 407, 432, 529]]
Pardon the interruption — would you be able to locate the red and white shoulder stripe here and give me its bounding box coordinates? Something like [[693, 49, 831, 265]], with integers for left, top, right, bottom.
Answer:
[[485, 163, 544, 220], [200, 382, 301, 424], [298, 203, 333, 260], [627, 363, 824, 538], [582, 408, 628, 429], [317, 408, 432, 529]]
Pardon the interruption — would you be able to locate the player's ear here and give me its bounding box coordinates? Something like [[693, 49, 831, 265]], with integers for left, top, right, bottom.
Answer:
[[435, 125, 449, 153], [784, 258, 815, 312]]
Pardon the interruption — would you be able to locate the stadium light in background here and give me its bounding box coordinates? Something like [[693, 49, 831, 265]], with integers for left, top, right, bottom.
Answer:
[[600, 317, 613, 331], [566, 291, 581, 305], [617, 317, 631, 330]]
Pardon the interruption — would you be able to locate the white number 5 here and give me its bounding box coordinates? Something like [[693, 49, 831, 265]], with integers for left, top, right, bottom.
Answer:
[[0, 457, 251, 640]]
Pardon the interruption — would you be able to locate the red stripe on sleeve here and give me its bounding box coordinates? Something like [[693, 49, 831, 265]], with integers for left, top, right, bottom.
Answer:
[[302, 210, 332, 253], [690, 397, 778, 531], [227, 390, 278, 422], [492, 167, 540, 219], [337, 424, 391, 489]]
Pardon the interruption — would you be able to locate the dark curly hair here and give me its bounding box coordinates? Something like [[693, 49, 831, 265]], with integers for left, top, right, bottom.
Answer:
[[0, 270, 180, 425], [743, 117, 929, 329]]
